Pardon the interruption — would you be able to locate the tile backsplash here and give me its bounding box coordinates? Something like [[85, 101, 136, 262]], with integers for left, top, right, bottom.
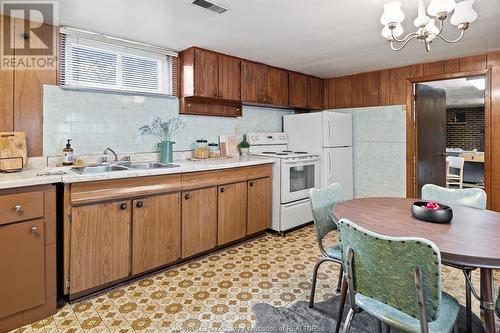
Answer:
[[328, 105, 406, 198], [43, 85, 294, 157]]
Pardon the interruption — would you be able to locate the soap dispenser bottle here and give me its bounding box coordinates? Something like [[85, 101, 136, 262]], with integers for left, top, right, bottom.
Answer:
[[62, 139, 74, 165]]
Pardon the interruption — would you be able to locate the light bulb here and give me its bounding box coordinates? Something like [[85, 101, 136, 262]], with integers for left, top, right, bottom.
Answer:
[[414, 0, 430, 27], [382, 24, 404, 39], [427, 0, 456, 17], [450, 0, 477, 25], [380, 1, 405, 25]]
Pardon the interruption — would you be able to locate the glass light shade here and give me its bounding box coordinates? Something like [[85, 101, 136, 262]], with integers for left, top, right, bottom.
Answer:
[[425, 19, 440, 35], [414, 0, 430, 27], [427, 0, 456, 16], [450, 0, 477, 25], [380, 1, 405, 25], [381, 23, 404, 39]]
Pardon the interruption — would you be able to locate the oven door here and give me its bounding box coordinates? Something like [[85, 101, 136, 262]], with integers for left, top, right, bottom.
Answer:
[[280, 156, 320, 203]]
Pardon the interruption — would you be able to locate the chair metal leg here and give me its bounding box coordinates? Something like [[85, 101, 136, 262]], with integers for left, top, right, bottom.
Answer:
[[335, 276, 348, 333], [342, 308, 355, 333], [336, 264, 343, 293], [464, 269, 472, 333], [309, 257, 331, 308]]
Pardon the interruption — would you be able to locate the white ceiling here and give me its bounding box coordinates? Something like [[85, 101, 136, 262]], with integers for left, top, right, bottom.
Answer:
[[53, 0, 500, 77], [424, 76, 485, 107]]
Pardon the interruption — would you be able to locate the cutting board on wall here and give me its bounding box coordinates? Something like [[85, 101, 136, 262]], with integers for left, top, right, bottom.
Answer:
[[0, 132, 28, 171]]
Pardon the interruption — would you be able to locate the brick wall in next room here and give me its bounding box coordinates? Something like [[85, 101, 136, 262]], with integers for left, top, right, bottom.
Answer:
[[446, 107, 484, 151]]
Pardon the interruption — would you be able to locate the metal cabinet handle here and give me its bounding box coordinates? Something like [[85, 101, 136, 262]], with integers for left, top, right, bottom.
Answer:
[[220, 187, 225, 193], [120, 203, 128, 210], [31, 226, 38, 234], [14, 204, 22, 212], [184, 194, 191, 200], [136, 201, 144, 208]]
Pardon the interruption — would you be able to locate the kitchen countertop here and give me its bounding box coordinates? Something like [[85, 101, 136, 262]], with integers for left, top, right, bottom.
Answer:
[[0, 157, 274, 190]]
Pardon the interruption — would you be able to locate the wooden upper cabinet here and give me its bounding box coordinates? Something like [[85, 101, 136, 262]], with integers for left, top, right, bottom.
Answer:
[[289, 72, 308, 109], [334, 75, 352, 108], [241, 60, 268, 104], [193, 48, 219, 98], [0, 219, 45, 318], [247, 178, 271, 235], [307, 76, 324, 110], [267, 67, 288, 106], [69, 201, 131, 294], [218, 55, 241, 100], [181, 187, 217, 258], [131, 193, 181, 274], [217, 182, 247, 246]]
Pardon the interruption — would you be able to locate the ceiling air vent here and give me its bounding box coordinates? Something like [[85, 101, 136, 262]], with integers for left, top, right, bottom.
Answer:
[[192, 0, 228, 14]]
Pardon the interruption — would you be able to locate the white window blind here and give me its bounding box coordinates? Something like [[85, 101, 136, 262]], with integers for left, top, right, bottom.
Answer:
[[59, 27, 177, 96]]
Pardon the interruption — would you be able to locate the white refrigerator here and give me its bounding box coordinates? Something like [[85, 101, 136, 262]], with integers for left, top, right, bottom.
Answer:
[[284, 111, 354, 199]]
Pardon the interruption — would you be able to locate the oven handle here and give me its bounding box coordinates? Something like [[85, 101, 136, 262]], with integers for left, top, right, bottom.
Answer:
[[282, 157, 320, 164]]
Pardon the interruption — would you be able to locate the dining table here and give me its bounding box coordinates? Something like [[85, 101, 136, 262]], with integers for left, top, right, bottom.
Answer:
[[333, 197, 500, 333]]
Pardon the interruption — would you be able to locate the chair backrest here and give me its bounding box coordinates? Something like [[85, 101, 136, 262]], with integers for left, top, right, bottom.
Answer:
[[421, 184, 486, 210], [338, 218, 442, 321], [447, 156, 464, 170], [309, 183, 344, 241]]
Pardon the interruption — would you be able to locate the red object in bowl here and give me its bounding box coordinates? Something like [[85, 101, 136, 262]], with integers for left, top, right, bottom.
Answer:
[[425, 201, 440, 210]]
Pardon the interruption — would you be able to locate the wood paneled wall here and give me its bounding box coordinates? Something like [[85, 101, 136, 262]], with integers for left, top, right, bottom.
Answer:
[[324, 51, 500, 211]]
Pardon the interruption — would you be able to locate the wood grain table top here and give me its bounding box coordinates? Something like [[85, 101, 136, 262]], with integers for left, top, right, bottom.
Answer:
[[334, 197, 500, 268]]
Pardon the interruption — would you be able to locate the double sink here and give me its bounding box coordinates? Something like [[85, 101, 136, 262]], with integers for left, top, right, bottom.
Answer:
[[73, 162, 179, 174]]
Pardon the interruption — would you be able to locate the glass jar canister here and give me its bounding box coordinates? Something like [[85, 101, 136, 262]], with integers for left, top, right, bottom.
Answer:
[[194, 139, 209, 159], [208, 143, 220, 158]]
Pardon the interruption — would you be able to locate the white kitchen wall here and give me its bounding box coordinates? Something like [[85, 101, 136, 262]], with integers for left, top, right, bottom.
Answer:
[[327, 105, 406, 198], [43, 85, 294, 156]]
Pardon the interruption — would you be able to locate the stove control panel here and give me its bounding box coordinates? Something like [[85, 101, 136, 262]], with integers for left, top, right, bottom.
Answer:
[[247, 132, 288, 145]]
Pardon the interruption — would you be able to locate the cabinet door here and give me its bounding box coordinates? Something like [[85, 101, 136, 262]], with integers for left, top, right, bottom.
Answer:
[[267, 67, 288, 106], [241, 61, 268, 103], [218, 55, 241, 101], [289, 72, 308, 108], [132, 193, 181, 274], [70, 201, 131, 294], [218, 182, 247, 245], [182, 187, 217, 258], [194, 48, 219, 98], [0, 219, 45, 318], [247, 178, 271, 235], [308, 76, 324, 110]]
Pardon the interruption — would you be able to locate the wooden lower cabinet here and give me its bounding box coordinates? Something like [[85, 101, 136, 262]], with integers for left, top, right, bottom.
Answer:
[[247, 177, 272, 234], [69, 201, 131, 294], [132, 194, 181, 274], [0, 219, 45, 318], [0, 186, 56, 333], [181, 187, 218, 258], [217, 182, 247, 245]]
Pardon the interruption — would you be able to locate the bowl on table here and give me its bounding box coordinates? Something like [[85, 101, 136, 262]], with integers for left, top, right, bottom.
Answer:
[[411, 201, 453, 223]]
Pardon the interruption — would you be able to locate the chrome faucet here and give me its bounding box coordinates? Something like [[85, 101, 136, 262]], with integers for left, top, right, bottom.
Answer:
[[102, 147, 119, 164]]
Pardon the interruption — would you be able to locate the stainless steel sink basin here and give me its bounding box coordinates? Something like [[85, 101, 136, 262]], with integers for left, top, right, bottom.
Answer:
[[72, 165, 129, 174], [128, 162, 179, 169]]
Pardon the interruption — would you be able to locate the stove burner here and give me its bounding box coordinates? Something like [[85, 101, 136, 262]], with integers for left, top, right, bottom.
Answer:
[[276, 153, 289, 155], [294, 151, 308, 154], [262, 151, 276, 154], [282, 150, 293, 153]]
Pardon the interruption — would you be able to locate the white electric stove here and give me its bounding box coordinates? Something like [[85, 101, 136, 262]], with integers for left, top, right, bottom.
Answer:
[[248, 132, 320, 233]]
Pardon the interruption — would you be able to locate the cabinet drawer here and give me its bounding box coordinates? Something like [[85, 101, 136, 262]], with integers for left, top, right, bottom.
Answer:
[[0, 192, 44, 226]]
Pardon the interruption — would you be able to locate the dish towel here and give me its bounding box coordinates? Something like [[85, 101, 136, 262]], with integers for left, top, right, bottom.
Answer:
[[37, 166, 73, 176]]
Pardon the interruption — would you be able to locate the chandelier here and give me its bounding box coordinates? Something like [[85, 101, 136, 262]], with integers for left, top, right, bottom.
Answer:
[[380, 0, 477, 52]]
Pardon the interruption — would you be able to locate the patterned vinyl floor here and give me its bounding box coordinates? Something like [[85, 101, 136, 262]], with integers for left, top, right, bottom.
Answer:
[[9, 225, 500, 333]]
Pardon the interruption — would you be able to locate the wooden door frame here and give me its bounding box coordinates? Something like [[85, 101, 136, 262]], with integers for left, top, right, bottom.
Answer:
[[405, 69, 492, 208]]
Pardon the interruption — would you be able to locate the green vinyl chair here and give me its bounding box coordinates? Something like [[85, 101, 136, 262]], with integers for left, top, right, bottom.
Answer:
[[337, 218, 460, 333], [308, 183, 344, 308], [421, 183, 487, 333]]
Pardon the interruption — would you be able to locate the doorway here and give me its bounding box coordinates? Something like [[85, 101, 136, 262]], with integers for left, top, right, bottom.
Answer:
[[408, 72, 490, 200]]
